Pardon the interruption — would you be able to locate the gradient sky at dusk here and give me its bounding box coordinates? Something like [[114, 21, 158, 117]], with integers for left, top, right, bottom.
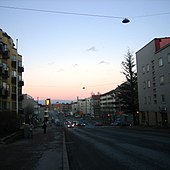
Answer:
[[1, 0, 170, 101]]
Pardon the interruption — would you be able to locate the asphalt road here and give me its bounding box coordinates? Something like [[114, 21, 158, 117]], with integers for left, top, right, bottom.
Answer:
[[65, 126, 170, 170]]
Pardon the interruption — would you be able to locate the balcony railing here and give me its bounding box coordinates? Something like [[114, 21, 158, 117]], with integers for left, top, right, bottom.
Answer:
[[19, 94, 24, 101], [2, 50, 10, 59], [18, 66, 24, 73], [18, 80, 24, 87], [2, 70, 9, 79]]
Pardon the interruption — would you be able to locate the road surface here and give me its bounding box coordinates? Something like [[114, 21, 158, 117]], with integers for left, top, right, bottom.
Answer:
[[65, 126, 170, 170]]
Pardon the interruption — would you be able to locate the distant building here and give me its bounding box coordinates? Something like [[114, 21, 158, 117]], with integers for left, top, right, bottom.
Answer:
[[91, 95, 100, 118], [100, 90, 115, 124], [0, 28, 24, 132], [71, 101, 78, 116], [77, 98, 90, 116], [22, 94, 34, 124], [136, 37, 170, 126]]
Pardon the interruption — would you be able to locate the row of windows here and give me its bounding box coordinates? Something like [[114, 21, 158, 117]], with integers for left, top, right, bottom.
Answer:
[[143, 74, 170, 89], [144, 94, 165, 105], [0, 101, 17, 110], [142, 53, 170, 74], [1, 81, 22, 93]]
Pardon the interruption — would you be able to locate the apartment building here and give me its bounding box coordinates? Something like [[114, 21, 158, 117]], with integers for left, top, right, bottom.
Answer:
[[136, 37, 170, 126], [0, 29, 24, 131], [100, 90, 115, 124], [91, 94, 100, 118], [77, 98, 91, 117]]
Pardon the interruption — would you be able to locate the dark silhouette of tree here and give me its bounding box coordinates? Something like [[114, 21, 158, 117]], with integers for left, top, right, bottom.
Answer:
[[120, 49, 139, 125]]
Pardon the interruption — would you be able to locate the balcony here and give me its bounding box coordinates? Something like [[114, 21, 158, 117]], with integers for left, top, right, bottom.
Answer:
[[19, 94, 24, 101], [2, 50, 10, 59], [0, 88, 9, 98], [18, 80, 24, 87], [18, 66, 24, 73], [2, 70, 9, 79]]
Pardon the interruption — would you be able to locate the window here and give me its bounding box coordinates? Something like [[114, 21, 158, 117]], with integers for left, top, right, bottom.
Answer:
[[12, 70, 16, 77], [2, 101, 7, 110], [12, 102, 16, 110], [2, 82, 7, 89], [144, 97, 147, 104], [142, 66, 145, 74], [168, 53, 170, 63], [146, 64, 150, 72], [3, 44, 8, 51], [158, 57, 163, 67], [147, 80, 151, 88], [11, 55, 17, 61], [18, 61, 22, 67], [161, 94, 165, 103], [160, 75, 164, 85], [18, 75, 22, 81], [12, 86, 16, 93], [143, 81, 146, 89], [148, 96, 151, 104]]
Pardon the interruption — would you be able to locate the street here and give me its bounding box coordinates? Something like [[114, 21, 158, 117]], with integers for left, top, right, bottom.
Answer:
[[65, 126, 170, 170]]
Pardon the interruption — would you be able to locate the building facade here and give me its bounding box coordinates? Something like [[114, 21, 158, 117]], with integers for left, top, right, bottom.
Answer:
[[91, 95, 100, 118], [100, 90, 115, 124], [0, 29, 24, 132], [77, 98, 88, 117], [136, 37, 170, 126]]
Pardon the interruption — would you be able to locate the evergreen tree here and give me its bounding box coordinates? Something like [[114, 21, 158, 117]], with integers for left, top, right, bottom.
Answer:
[[121, 49, 139, 125]]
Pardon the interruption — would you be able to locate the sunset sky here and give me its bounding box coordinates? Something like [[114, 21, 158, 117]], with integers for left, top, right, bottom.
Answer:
[[1, 0, 170, 101]]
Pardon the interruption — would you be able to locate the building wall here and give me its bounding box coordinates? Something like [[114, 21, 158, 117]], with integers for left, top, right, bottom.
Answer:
[[0, 29, 24, 130], [136, 38, 170, 126]]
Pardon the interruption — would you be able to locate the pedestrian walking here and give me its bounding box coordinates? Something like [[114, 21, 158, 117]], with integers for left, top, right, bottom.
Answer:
[[42, 122, 47, 134]]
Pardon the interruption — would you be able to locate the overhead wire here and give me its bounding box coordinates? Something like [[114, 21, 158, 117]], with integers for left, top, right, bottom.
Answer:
[[0, 5, 170, 20], [0, 5, 123, 19]]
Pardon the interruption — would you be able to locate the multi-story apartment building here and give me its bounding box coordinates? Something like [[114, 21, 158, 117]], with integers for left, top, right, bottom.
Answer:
[[77, 98, 91, 117], [100, 90, 115, 124], [91, 94, 100, 118], [136, 37, 170, 126], [0, 29, 24, 132]]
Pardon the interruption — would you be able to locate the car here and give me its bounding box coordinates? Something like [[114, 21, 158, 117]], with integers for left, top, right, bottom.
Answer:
[[95, 122, 103, 126], [111, 121, 121, 126], [78, 122, 86, 127], [66, 123, 74, 128]]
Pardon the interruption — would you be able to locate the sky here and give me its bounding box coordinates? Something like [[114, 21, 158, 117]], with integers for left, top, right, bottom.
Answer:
[[1, 0, 170, 101]]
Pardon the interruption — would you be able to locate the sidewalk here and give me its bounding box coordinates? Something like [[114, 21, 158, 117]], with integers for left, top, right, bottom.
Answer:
[[0, 125, 69, 170]]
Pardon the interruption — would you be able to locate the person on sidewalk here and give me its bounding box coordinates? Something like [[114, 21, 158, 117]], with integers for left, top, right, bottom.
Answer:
[[42, 121, 47, 134]]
